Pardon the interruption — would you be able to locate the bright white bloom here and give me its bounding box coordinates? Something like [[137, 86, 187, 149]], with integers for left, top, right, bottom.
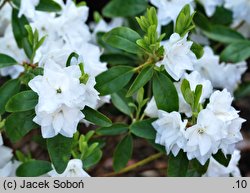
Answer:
[[152, 111, 188, 156], [48, 159, 90, 177], [203, 150, 241, 177], [28, 60, 99, 138], [206, 89, 239, 122], [157, 33, 196, 81], [144, 97, 158, 118], [0, 4, 11, 35], [185, 109, 225, 165], [190, 29, 210, 45], [0, 25, 25, 78], [150, 0, 194, 26], [198, 0, 223, 17], [224, 0, 250, 24], [0, 134, 20, 177], [18, 0, 40, 18], [194, 46, 247, 93]]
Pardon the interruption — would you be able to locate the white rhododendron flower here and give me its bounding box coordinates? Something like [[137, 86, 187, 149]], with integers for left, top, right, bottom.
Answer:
[[0, 3, 11, 35], [144, 97, 158, 118], [48, 159, 90, 177], [195, 46, 247, 93], [157, 33, 196, 81], [152, 111, 188, 156], [18, 0, 40, 18], [0, 134, 20, 177], [198, 0, 223, 17], [150, 0, 194, 26], [224, 0, 250, 24], [29, 60, 99, 138], [203, 150, 241, 177], [0, 25, 25, 78], [184, 109, 225, 165]]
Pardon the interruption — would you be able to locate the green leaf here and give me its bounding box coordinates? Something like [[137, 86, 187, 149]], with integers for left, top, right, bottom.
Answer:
[[103, 0, 147, 18], [83, 149, 103, 169], [36, 0, 62, 12], [103, 27, 143, 54], [111, 89, 134, 116], [167, 150, 189, 177], [191, 159, 209, 175], [113, 135, 133, 172], [234, 82, 250, 99], [96, 123, 128, 136], [47, 134, 73, 174], [194, 12, 244, 44], [153, 71, 179, 112], [95, 66, 134, 96], [0, 54, 18, 68], [11, 8, 29, 48], [130, 118, 156, 139], [212, 150, 231, 167], [210, 6, 233, 26], [220, 40, 250, 62], [5, 90, 38, 112], [147, 139, 166, 153], [0, 79, 20, 115], [100, 53, 138, 66], [16, 160, 52, 177], [82, 106, 112, 127], [5, 110, 37, 143], [191, 43, 204, 59], [127, 66, 154, 97]]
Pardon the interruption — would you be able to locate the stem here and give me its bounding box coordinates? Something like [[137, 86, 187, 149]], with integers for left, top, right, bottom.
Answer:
[[102, 152, 164, 177], [0, 0, 8, 10], [133, 59, 153, 73]]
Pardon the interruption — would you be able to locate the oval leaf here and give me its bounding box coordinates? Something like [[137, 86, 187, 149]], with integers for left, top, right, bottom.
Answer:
[[16, 160, 52, 177], [0, 54, 18, 68], [113, 135, 133, 172], [0, 79, 20, 115], [5, 90, 38, 112], [82, 106, 112, 127], [153, 71, 179, 112], [95, 66, 134, 96], [96, 123, 128, 136], [36, 0, 62, 12], [130, 118, 156, 140], [103, 27, 143, 54]]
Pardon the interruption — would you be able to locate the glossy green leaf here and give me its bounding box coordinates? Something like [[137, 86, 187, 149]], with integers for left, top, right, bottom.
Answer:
[[0, 79, 20, 115], [96, 123, 128, 136], [153, 71, 179, 112], [103, 0, 147, 18], [103, 27, 143, 54], [130, 118, 156, 139], [16, 160, 52, 177], [113, 135, 133, 172], [47, 134, 73, 174], [127, 66, 154, 97], [83, 149, 103, 169], [95, 66, 134, 96], [167, 150, 189, 177], [5, 110, 37, 143], [82, 106, 112, 127], [5, 90, 38, 112], [0, 54, 18, 68], [212, 150, 231, 167], [36, 0, 62, 12]]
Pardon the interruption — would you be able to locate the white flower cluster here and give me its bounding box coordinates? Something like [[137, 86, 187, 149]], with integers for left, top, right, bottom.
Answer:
[[151, 89, 245, 165], [48, 159, 90, 177], [0, 133, 19, 177]]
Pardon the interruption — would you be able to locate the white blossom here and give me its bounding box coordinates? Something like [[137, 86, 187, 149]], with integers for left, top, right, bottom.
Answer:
[[157, 33, 197, 81], [0, 3, 11, 35], [144, 97, 158, 118], [184, 109, 225, 165], [18, 0, 40, 18], [0, 25, 25, 78], [198, 0, 223, 17], [150, 0, 194, 26], [48, 159, 90, 177], [194, 46, 247, 93], [203, 150, 241, 177], [152, 110, 188, 156], [224, 0, 250, 24], [28, 60, 99, 138]]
